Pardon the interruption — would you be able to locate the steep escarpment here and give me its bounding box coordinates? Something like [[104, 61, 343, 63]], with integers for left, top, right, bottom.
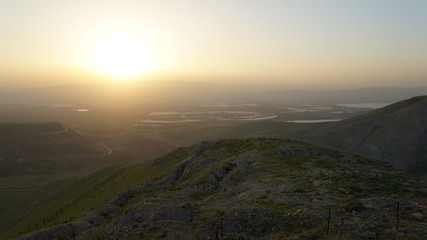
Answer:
[[13, 138, 427, 240], [302, 96, 427, 174]]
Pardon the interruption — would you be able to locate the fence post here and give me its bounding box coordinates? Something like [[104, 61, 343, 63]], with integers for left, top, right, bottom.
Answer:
[[220, 217, 223, 240], [395, 201, 400, 232]]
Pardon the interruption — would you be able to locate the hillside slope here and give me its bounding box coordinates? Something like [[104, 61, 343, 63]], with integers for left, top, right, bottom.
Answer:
[[0, 122, 111, 176], [12, 138, 427, 240], [301, 96, 427, 174], [0, 122, 110, 159]]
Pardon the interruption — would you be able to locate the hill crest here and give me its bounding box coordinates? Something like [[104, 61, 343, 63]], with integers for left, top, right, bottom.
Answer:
[[302, 96, 427, 174], [11, 138, 427, 240]]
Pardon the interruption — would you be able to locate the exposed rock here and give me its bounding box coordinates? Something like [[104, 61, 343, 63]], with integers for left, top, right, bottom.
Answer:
[[344, 201, 366, 213], [213, 162, 236, 181], [235, 149, 259, 164], [118, 207, 198, 225], [157, 141, 212, 184], [223, 235, 247, 240], [282, 208, 327, 231], [94, 207, 119, 217], [171, 157, 193, 180], [411, 212, 424, 220], [366, 198, 419, 211], [330, 222, 377, 240], [107, 188, 139, 207], [84, 207, 119, 225], [12, 138, 427, 240], [220, 207, 281, 237]]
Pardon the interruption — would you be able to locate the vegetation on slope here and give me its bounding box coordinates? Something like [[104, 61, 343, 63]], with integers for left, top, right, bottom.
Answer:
[[300, 96, 427, 174], [11, 138, 427, 240], [2, 146, 190, 239]]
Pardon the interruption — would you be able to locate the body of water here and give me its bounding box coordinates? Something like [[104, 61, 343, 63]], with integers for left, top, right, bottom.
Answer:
[[241, 115, 278, 121], [140, 120, 202, 124], [337, 103, 389, 109], [286, 119, 342, 123]]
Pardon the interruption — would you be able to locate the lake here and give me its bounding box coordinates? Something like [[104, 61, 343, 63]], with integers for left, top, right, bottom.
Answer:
[[286, 119, 342, 123], [337, 103, 389, 109]]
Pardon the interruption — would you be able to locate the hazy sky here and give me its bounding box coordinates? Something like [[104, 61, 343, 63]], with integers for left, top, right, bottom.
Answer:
[[1, 0, 426, 88]]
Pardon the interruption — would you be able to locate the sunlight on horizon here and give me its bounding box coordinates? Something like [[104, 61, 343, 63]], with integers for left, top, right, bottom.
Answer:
[[87, 32, 153, 82], [0, 0, 426, 88]]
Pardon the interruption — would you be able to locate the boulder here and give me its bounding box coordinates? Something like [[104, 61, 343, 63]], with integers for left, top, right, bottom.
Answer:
[[344, 201, 366, 213]]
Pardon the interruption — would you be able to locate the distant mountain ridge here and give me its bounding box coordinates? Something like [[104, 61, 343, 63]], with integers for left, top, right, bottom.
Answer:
[[302, 96, 427, 174], [1, 82, 426, 103]]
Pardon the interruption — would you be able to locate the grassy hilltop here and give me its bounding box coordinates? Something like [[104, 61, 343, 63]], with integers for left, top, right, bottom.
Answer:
[[8, 138, 427, 240]]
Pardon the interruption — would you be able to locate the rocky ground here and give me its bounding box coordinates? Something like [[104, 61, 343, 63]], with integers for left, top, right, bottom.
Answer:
[[15, 138, 427, 240]]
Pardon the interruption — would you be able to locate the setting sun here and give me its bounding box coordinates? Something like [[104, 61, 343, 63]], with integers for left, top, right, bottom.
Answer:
[[89, 33, 152, 80]]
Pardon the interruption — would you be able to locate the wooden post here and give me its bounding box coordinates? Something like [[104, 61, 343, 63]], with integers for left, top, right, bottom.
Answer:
[[395, 201, 400, 231], [327, 210, 331, 235], [220, 217, 224, 240]]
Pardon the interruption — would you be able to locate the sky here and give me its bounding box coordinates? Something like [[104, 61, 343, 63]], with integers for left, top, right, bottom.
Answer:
[[0, 0, 426, 88]]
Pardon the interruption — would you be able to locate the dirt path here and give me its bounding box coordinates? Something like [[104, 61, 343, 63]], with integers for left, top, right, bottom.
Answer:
[[69, 128, 113, 157], [38, 123, 68, 136], [94, 140, 113, 156]]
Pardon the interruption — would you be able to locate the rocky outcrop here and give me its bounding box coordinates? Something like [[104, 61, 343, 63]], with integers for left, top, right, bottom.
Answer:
[[77, 139, 427, 239], [12, 138, 427, 240], [118, 207, 198, 225], [220, 207, 282, 237], [344, 201, 366, 213], [107, 188, 140, 207]]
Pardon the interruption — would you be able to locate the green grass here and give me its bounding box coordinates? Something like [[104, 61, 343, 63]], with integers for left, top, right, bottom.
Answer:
[[0, 185, 57, 234], [0, 175, 48, 188], [3, 137, 427, 239], [1, 147, 188, 240]]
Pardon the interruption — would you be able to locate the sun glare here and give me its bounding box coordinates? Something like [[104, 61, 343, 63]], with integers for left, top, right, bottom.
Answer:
[[89, 33, 151, 80]]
